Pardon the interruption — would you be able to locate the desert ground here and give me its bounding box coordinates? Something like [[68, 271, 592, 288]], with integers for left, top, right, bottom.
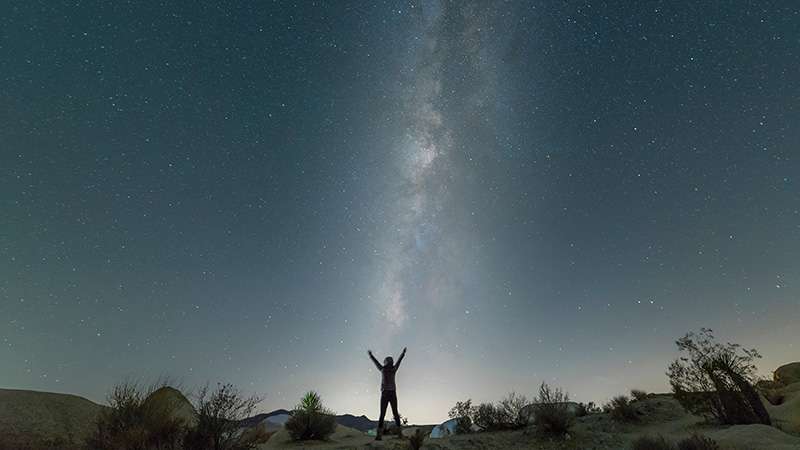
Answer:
[[256, 394, 800, 450]]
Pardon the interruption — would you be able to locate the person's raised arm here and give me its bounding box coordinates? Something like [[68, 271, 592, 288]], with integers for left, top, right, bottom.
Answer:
[[367, 350, 383, 370], [395, 347, 407, 369]]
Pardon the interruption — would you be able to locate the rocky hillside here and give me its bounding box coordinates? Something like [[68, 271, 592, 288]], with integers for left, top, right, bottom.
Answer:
[[0, 388, 105, 448]]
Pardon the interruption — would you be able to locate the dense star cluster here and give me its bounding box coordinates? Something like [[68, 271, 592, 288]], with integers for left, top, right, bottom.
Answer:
[[1, 2, 798, 423]]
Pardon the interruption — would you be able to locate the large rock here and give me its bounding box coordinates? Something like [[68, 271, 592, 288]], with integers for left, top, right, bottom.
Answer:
[[0, 388, 106, 447], [775, 362, 800, 386], [765, 381, 800, 434], [142, 386, 197, 427], [708, 424, 800, 450]]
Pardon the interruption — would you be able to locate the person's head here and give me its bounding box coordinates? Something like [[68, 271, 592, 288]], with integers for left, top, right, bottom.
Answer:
[[383, 356, 394, 367]]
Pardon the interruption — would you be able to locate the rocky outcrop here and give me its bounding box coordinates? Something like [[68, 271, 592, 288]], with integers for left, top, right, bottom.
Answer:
[[142, 386, 197, 427], [775, 362, 800, 386], [761, 362, 800, 433]]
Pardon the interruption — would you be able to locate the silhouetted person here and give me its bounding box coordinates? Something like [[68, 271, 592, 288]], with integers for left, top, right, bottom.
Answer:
[[367, 347, 406, 440]]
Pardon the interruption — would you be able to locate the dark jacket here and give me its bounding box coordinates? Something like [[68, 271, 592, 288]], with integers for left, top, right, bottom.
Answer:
[[370, 352, 405, 391]]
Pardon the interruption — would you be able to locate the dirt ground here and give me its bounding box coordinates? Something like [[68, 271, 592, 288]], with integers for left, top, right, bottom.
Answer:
[[258, 395, 800, 450]]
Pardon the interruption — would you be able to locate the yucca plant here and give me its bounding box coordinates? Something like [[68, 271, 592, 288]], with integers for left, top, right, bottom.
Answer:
[[298, 391, 325, 413], [285, 391, 337, 441]]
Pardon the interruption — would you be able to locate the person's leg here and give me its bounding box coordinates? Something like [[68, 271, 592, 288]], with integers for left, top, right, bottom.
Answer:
[[377, 392, 389, 440], [390, 391, 401, 430]]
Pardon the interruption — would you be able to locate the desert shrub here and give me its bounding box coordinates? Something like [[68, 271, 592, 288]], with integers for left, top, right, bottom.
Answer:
[[497, 392, 529, 429], [667, 328, 770, 425], [285, 391, 337, 441], [472, 402, 500, 430], [630, 389, 648, 402], [238, 427, 273, 446], [185, 383, 265, 450], [532, 382, 574, 437], [575, 401, 600, 417], [86, 381, 186, 450], [408, 428, 426, 450], [676, 434, 720, 450], [459, 393, 530, 432], [604, 395, 638, 423], [447, 399, 475, 433], [631, 435, 674, 450]]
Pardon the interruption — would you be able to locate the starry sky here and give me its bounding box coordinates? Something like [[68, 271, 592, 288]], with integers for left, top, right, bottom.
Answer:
[[2, 1, 799, 424]]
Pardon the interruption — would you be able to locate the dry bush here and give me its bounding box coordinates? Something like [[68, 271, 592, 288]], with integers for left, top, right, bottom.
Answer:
[[184, 382, 264, 450], [667, 328, 770, 425], [604, 395, 639, 423], [631, 435, 673, 450], [630, 389, 648, 402], [676, 434, 720, 450], [285, 391, 337, 441], [86, 381, 186, 450], [447, 399, 475, 433], [497, 392, 530, 429], [532, 382, 574, 437], [472, 402, 500, 430], [453, 393, 530, 432]]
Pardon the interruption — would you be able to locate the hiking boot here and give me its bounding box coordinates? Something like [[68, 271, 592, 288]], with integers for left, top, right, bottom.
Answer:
[[375, 426, 383, 441]]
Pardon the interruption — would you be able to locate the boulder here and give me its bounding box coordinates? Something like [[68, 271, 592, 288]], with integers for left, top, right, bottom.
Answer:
[[765, 381, 800, 434], [142, 386, 197, 427], [708, 424, 800, 450], [775, 362, 800, 386]]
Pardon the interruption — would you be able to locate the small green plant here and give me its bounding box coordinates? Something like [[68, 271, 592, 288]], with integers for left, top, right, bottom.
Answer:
[[676, 434, 720, 450], [408, 428, 426, 450], [285, 391, 337, 441], [604, 395, 638, 423], [631, 435, 673, 450], [630, 389, 648, 401], [533, 382, 574, 437]]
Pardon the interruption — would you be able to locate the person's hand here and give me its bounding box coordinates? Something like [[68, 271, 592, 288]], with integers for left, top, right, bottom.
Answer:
[[402, 347, 407, 354], [367, 350, 373, 356]]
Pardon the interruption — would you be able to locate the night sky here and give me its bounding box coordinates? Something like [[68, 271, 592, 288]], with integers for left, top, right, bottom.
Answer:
[[2, 1, 799, 424]]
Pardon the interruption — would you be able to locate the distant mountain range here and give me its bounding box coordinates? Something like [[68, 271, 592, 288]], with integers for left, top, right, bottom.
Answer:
[[238, 409, 292, 428], [240, 409, 378, 432], [332, 413, 379, 432]]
